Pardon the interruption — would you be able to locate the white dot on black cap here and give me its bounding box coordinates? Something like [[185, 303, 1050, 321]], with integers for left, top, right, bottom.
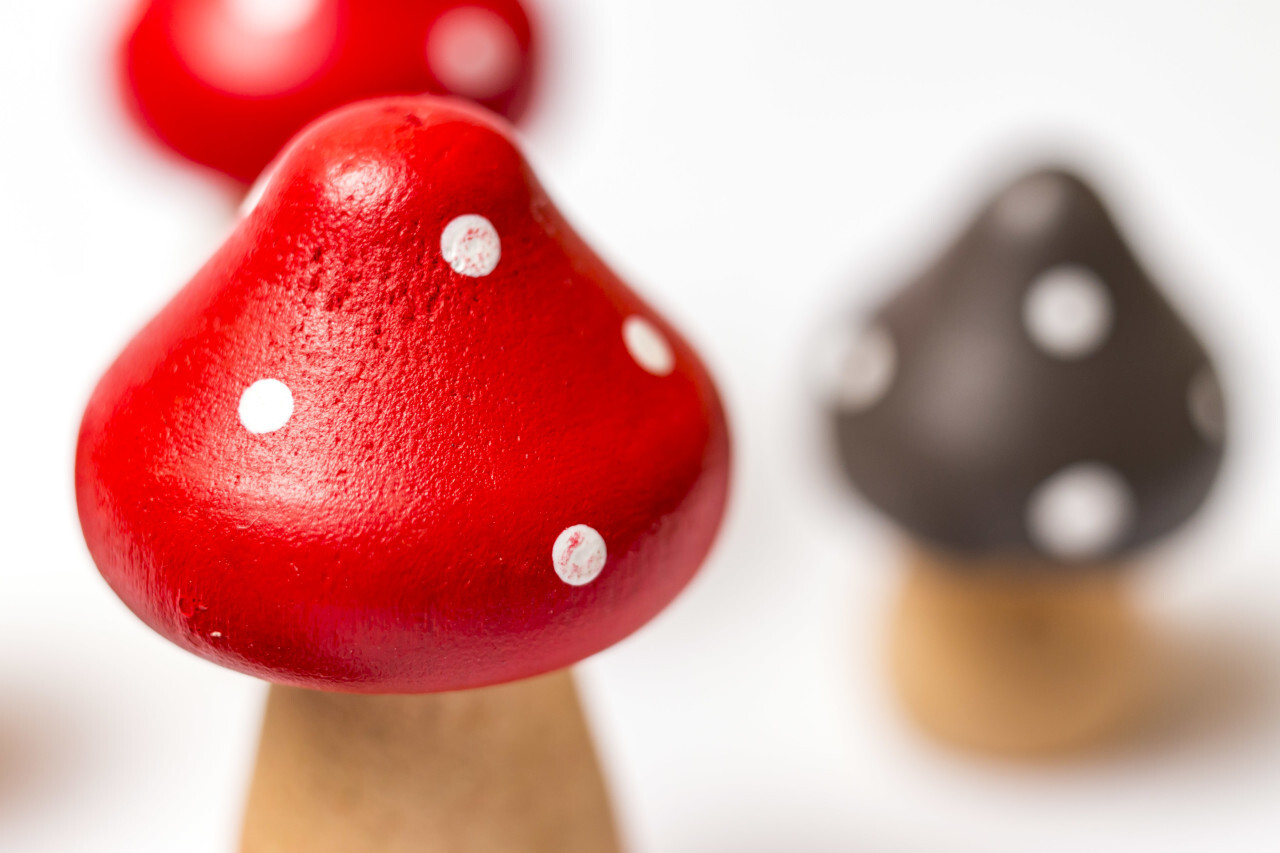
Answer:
[[1188, 367, 1226, 444], [1026, 463, 1135, 560], [996, 175, 1069, 235], [826, 324, 897, 412], [1023, 265, 1114, 359]]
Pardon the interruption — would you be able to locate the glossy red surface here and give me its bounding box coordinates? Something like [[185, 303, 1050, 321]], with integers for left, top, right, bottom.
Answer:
[[77, 97, 730, 693], [120, 0, 537, 182]]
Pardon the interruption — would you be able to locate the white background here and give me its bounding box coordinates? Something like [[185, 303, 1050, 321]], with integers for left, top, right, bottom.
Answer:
[[3, 1, 1280, 850]]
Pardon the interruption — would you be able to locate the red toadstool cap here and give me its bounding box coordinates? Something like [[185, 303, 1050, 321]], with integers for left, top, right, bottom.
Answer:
[[120, 0, 537, 182], [76, 97, 730, 693]]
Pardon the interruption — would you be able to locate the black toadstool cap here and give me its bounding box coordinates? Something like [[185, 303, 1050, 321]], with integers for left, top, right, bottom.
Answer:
[[827, 168, 1226, 563]]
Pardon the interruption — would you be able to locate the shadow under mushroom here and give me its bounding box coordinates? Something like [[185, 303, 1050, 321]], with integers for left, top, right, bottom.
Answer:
[[0, 687, 87, 821], [1125, 605, 1280, 762]]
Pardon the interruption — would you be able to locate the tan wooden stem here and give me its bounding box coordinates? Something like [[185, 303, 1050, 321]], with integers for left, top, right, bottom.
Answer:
[[890, 546, 1148, 757], [240, 669, 621, 853]]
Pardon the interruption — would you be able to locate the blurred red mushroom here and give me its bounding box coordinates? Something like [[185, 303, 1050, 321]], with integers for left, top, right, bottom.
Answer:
[[77, 97, 730, 850], [119, 0, 537, 182]]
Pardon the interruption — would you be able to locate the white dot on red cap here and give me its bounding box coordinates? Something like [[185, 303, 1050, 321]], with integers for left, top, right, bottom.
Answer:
[[552, 525, 607, 586], [238, 379, 294, 434], [426, 7, 522, 99], [441, 215, 501, 277], [623, 316, 675, 376], [1023, 265, 1114, 359], [1026, 463, 1135, 560], [226, 0, 320, 34]]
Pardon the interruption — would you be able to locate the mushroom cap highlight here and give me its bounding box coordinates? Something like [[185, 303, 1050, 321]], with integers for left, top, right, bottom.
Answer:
[[76, 97, 730, 693], [119, 0, 537, 182], [828, 168, 1224, 563]]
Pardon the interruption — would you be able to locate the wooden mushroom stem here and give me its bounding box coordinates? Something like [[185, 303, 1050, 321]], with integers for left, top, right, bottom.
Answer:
[[889, 544, 1148, 757], [240, 669, 621, 853]]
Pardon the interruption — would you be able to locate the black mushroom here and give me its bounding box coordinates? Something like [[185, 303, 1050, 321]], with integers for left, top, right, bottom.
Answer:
[[828, 168, 1226, 563]]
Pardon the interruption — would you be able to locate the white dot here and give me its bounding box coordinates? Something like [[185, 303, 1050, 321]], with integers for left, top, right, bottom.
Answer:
[[552, 525, 607, 586], [1188, 367, 1226, 444], [827, 324, 897, 412], [1023, 265, 1114, 359], [995, 175, 1068, 235], [426, 8, 522, 99], [238, 379, 294, 434], [441, 214, 501, 277], [226, 0, 321, 34], [1026, 463, 1135, 560], [623, 317, 675, 376]]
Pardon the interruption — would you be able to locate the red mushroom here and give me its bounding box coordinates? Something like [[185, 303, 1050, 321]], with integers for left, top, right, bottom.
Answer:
[[76, 97, 730, 850], [119, 0, 537, 182]]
